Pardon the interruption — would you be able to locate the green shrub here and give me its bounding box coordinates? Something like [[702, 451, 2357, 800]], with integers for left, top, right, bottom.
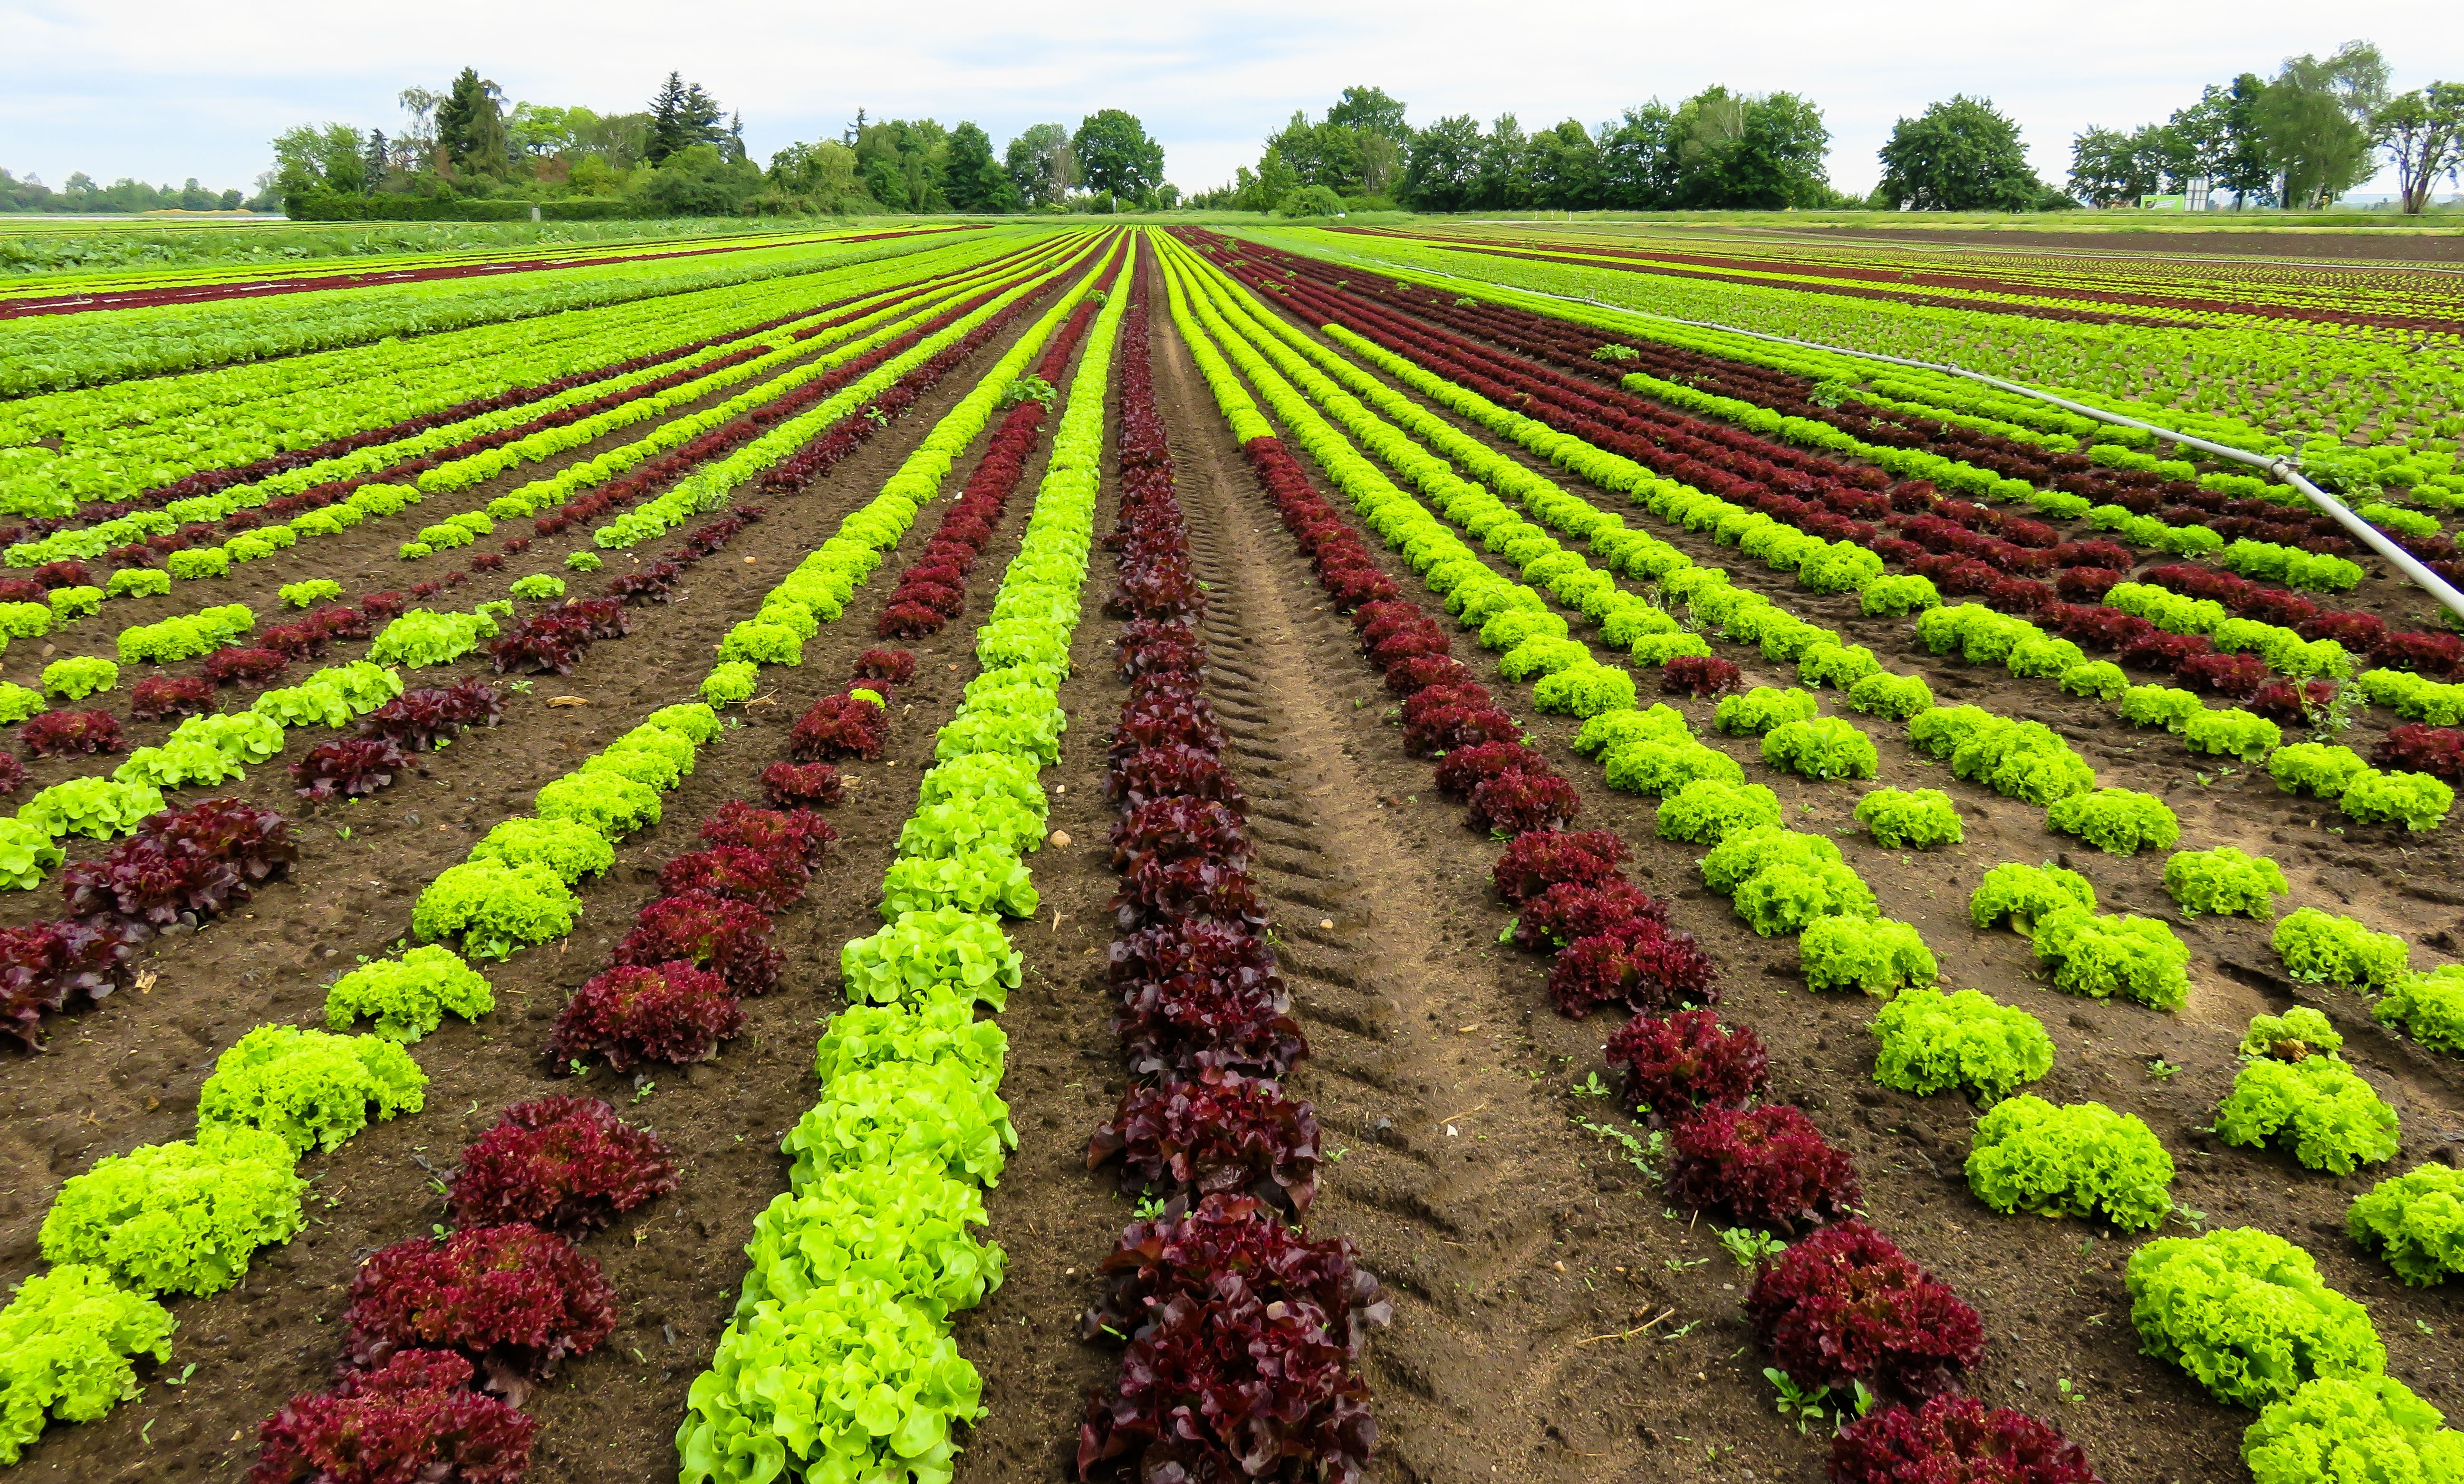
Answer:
[[105, 567, 171, 599], [2006, 635, 2087, 680], [323, 944, 496, 1042], [2126, 1226, 2384, 1407], [2269, 743, 2370, 798], [0, 682, 42, 724], [1603, 738, 1746, 796], [197, 1025, 426, 1155], [1970, 862, 2097, 931], [2183, 708, 2282, 763], [536, 771, 662, 840], [1967, 1096, 2175, 1230], [278, 579, 342, 609], [1859, 574, 1940, 616], [1799, 914, 1935, 995], [2060, 661, 2128, 700], [1499, 634, 1591, 680], [718, 620, 804, 667], [2241, 1007, 2343, 1061], [2163, 846, 2291, 919], [2273, 907, 2410, 989], [2373, 965, 2464, 1053], [1870, 988, 2052, 1103], [469, 817, 616, 883], [509, 574, 567, 601], [2216, 1054, 2400, 1176], [1761, 717, 1877, 781], [2346, 1165, 2464, 1287], [19, 777, 164, 840], [1845, 671, 1934, 720], [1655, 779, 1783, 844], [2360, 668, 2464, 726], [2243, 1376, 2464, 1484], [1906, 703, 1996, 759], [411, 859, 581, 958], [167, 548, 229, 579], [702, 660, 760, 708], [2045, 788, 2180, 856], [38, 1123, 302, 1296], [0, 1265, 175, 1465], [2339, 769, 2455, 832], [40, 656, 116, 701], [1573, 704, 1689, 758], [1479, 607, 1568, 651], [45, 587, 101, 621], [1734, 860, 1877, 936], [1713, 686, 1819, 736], [367, 609, 497, 669], [1798, 642, 1882, 689], [0, 602, 52, 639], [566, 550, 604, 573], [1948, 718, 2097, 804], [1702, 826, 1846, 894], [1853, 787, 1962, 849], [2031, 906, 2191, 1010], [171, 710, 285, 763], [2119, 685, 2205, 731], [1531, 662, 1638, 718]]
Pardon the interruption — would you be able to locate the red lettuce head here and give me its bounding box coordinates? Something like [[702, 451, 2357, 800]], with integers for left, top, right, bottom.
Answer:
[[450, 1096, 680, 1235], [341, 1225, 618, 1404], [251, 1349, 537, 1484], [1088, 1068, 1322, 1215], [1746, 1218, 1983, 1401], [545, 960, 744, 1070]]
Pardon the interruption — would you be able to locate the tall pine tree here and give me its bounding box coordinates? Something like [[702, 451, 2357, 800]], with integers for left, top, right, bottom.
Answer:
[[647, 72, 691, 164]]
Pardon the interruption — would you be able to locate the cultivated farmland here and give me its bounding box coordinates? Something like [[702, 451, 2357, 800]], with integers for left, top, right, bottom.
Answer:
[[0, 217, 2460, 1484]]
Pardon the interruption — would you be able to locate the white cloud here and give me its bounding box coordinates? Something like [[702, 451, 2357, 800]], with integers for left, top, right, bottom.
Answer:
[[1, 0, 2447, 196]]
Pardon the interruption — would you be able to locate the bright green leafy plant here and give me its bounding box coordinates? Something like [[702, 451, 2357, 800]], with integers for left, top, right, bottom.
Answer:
[[469, 817, 616, 884], [2346, 1165, 2464, 1287], [536, 772, 662, 840], [1853, 787, 1962, 849], [2241, 1007, 2343, 1061], [2119, 685, 2205, 732], [2216, 1053, 2400, 1176], [1604, 738, 1746, 796], [2030, 906, 2191, 1010], [2243, 1376, 2464, 1484], [197, 1024, 426, 1154], [1713, 686, 1819, 736], [1655, 778, 1782, 844], [38, 1123, 304, 1296], [2374, 965, 2464, 1052], [508, 574, 566, 601], [1970, 862, 2097, 932], [2268, 742, 2369, 797], [39, 657, 116, 701], [0, 818, 65, 891], [1966, 1096, 2176, 1231], [2273, 907, 2409, 989], [2339, 769, 2454, 831], [878, 849, 1040, 920], [1799, 914, 1935, 995], [2126, 1226, 2384, 1407], [411, 859, 581, 958], [2046, 788, 2180, 856], [0, 1264, 176, 1465], [1762, 717, 1878, 781], [840, 906, 1022, 1010], [1869, 987, 2053, 1103], [278, 579, 342, 609], [782, 1057, 1018, 1190], [1844, 671, 1934, 720], [19, 778, 164, 840], [2183, 708, 2281, 763], [2060, 661, 2129, 700], [2163, 847, 2291, 919], [323, 944, 496, 1042]]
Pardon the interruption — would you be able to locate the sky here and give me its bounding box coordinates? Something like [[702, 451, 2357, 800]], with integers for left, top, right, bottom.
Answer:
[[3, 0, 2455, 201]]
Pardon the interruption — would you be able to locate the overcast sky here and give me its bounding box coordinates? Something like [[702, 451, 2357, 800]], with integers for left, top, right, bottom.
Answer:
[[3, 0, 2453, 200]]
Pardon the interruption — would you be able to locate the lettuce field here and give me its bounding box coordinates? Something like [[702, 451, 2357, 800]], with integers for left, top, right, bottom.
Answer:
[[0, 215, 2460, 1484]]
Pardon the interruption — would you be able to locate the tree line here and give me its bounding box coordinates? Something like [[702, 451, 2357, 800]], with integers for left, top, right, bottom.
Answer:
[[1, 172, 257, 215], [267, 68, 1171, 219], [2069, 42, 2462, 211]]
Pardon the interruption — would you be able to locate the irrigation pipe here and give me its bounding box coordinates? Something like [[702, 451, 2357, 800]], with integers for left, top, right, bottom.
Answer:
[[1302, 239, 2464, 623]]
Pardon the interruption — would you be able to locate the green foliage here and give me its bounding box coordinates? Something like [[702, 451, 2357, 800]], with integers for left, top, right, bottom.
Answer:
[[1480, 607, 1569, 651], [2273, 907, 2410, 989], [718, 620, 803, 667], [2339, 769, 2455, 832], [1572, 704, 1689, 758], [2241, 1007, 2343, 1061], [1799, 914, 1935, 995], [0, 602, 51, 640], [113, 739, 246, 791], [2243, 1376, 2464, 1484], [1713, 686, 1819, 737], [115, 602, 252, 665], [879, 849, 1040, 921], [0, 817, 65, 891], [105, 567, 171, 599], [40, 656, 116, 701], [2361, 669, 2464, 726], [1532, 662, 1638, 718], [2374, 965, 2464, 1053], [172, 709, 286, 764], [896, 796, 1045, 862], [0, 682, 41, 724], [2060, 661, 2129, 700], [0, 1264, 176, 1466], [782, 1056, 1018, 1190], [411, 859, 581, 958], [38, 1123, 303, 1296], [916, 753, 1048, 817], [1498, 635, 1591, 681], [1604, 738, 1746, 796], [324, 944, 495, 1043], [1945, 717, 2096, 804], [1859, 574, 1941, 616], [645, 703, 722, 745], [1966, 1096, 2176, 1231], [841, 907, 1021, 1011], [2046, 788, 2180, 856], [2119, 685, 2206, 731], [2126, 1226, 2385, 1407], [1853, 787, 1963, 849], [566, 550, 603, 573], [1701, 827, 1878, 936], [1655, 778, 1783, 844], [1844, 671, 1934, 720], [166, 547, 230, 579], [701, 660, 759, 708], [366, 608, 498, 668], [2216, 1056, 2401, 1176], [1797, 642, 1883, 689], [470, 817, 616, 883], [2346, 1165, 2464, 1288], [1761, 717, 1878, 781], [2269, 743, 2370, 798], [2163, 847, 2291, 919], [1870, 987, 2053, 1103], [198, 1024, 426, 1155], [19, 777, 164, 840], [734, 1164, 1004, 1322], [536, 771, 662, 840], [45, 587, 101, 621], [2031, 906, 2191, 1010], [2006, 635, 2087, 680], [278, 579, 342, 609], [2184, 708, 2283, 763], [508, 574, 567, 601]]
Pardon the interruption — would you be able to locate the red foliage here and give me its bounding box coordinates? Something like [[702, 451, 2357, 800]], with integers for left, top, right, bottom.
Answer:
[[546, 960, 745, 1071], [1400, 683, 1494, 728], [1828, 1393, 2105, 1484], [1547, 920, 1720, 1019], [1088, 1068, 1322, 1215], [1511, 880, 1667, 952], [2299, 610, 2386, 651], [1082, 1193, 1388, 1356], [449, 1097, 680, 1235], [851, 647, 916, 684], [31, 560, 89, 590], [1492, 829, 1628, 907], [1111, 797, 1252, 875], [59, 797, 292, 935], [698, 800, 836, 869], [341, 1225, 618, 1403], [655, 845, 809, 913], [356, 680, 502, 751], [1108, 917, 1280, 1000], [2249, 679, 2337, 727], [1114, 963, 1307, 1081], [1432, 740, 1545, 795], [129, 675, 214, 723], [1114, 857, 1263, 931], [250, 1348, 537, 1484], [466, 553, 506, 574], [1668, 1104, 1860, 1231], [789, 694, 886, 762], [1109, 694, 1227, 761], [1108, 744, 1244, 812], [203, 646, 290, 685], [1606, 1010, 1770, 1116], [19, 709, 122, 758], [0, 752, 20, 797], [2052, 567, 2124, 602], [257, 621, 329, 661], [1659, 655, 1745, 697], [486, 614, 591, 675], [2377, 630, 2464, 678], [612, 891, 780, 995], [0, 578, 44, 603], [1467, 769, 1581, 834], [0, 919, 132, 1046], [1402, 704, 1521, 756], [292, 739, 413, 802], [2176, 651, 2269, 699], [2377, 723, 2464, 781], [757, 760, 843, 811], [361, 592, 407, 618], [1746, 1218, 1985, 1400], [1383, 652, 1472, 693]]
